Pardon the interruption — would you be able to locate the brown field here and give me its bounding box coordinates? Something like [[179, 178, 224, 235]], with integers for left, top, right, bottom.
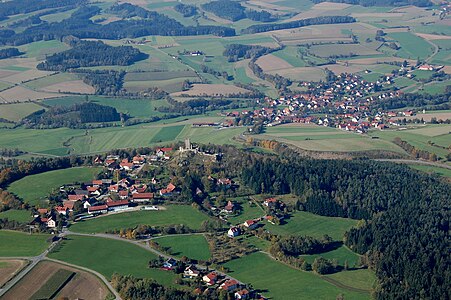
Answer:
[[41, 80, 95, 94], [1, 70, 53, 85], [311, 2, 352, 10], [0, 70, 18, 79], [0, 86, 64, 103], [171, 84, 251, 96], [245, 0, 294, 13], [2, 260, 108, 300], [256, 54, 293, 72], [393, 112, 451, 122], [0, 260, 26, 287], [344, 57, 416, 65], [415, 33, 451, 40], [268, 67, 326, 82]]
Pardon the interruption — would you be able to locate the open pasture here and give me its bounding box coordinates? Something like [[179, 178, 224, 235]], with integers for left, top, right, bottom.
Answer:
[[388, 32, 434, 60], [49, 235, 176, 285], [268, 66, 326, 81], [224, 252, 369, 300], [0, 210, 33, 223], [0, 260, 26, 288], [70, 205, 210, 233], [171, 84, 251, 96], [308, 44, 380, 58], [1, 260, 109, 300], [0, 230, 49, 257], [155, 234, 211, 261], [408, 164, 451, 178], [326, 269, 376, 292], [264, 211, 357, 241], [0, 102, 44, 122], [8, 167, 102, 206], [150, 125, 184, 143], [301, 245, 360, 267]]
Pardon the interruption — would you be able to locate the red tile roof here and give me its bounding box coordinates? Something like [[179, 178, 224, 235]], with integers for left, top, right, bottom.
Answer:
[[132, 193, 154, 199], [89, 204, 108, 211], [106, 200, 129, 207]]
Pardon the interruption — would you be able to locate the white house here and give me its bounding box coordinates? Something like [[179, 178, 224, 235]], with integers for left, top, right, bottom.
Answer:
[[228, 226, 240, 238]]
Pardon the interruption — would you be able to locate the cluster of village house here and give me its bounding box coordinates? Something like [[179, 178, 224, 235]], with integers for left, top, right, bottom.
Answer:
[[226, 197, 284, 238], [33, 147, 177, 229], [215, 66, 445, 133], [157, 259, 257, 299]]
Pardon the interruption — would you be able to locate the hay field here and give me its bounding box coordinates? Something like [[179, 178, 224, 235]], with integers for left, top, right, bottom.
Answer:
[[0, 260, 26, 287], [1, 261, 108, 300], [268, 67, 326, 82], [0, 102, 44, 122], [0, 86, 65, 103], [256, 54, 293, 72], [309, 44, 380, 58], [171, 84, 251, 96]]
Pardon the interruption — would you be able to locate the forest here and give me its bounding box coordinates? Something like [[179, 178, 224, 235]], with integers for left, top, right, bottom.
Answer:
[[0, 0, 86, 20], [223, 44, 273, 62], [80, 70, 126, 96], [369, 91, 451, 111], [22, 102, 122, 128], [0, 5, 235, 46], [0, 48, 22, 60], [241, 16, 356, 34], [174, 3, 198, 17], [311, 0, 432, 7], [202, 0, 246, 21], [37, 40, 146, 71]]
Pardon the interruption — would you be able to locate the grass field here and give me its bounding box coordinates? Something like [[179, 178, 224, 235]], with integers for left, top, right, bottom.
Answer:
[[0, 210, 33, 223], [154, 234, 211, 261], [0, 103, 44, 122], [8, 167, 102, 206], [265, 211, 357, 241], [301, 245, 360, 267], [388, 32, 434, 60], [0, 230, 49, 257], [150, 125, 185, 143], [224, 252, 369, 300], [227, 198, 264, 225], [31, 269, 75, 300], [408, 164, 451, 178], [326, 269, 376, 291], [368, 125, 451, 159], [70, 205, 210, 233], [49, 235, 176, 285]]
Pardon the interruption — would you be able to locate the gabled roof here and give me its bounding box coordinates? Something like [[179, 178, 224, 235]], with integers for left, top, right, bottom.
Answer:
[[132, 192, 154, 199], [89, 204, 108, 211], [106, 200, 129, 207]]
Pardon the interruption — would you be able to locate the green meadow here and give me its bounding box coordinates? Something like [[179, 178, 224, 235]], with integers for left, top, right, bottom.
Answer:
[[8, 167, 102, 206], [154, 234, 211, 261], [49, 235, 176, 285], [70, 205, 210, 233], [224, 252, 369, 300], [0, 230, 49, 257], [0, 209, 33, 223]]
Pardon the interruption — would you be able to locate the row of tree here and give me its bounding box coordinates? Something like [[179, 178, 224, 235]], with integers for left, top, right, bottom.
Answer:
[[0, 48, 22, 59], [311, 0, 432, 7]]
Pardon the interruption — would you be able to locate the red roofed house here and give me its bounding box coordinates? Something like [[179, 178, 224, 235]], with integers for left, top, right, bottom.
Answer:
[[88, 204, 108, 214], [202, 272, 218, 285], [132, 193, 154, 202], [219, 279, 239, 292], [55, 206, 68, 215], [243, 219, 259, 230], [263, 198, 277, 207], [41, 217, 56, 228], [133, 155, 145, 165], [235, 289, 250, 299], [37, 208, 48, 215], [108, 185, 119, 193], [224, 201, 235, 213], [92, 179, 103, 187], [68, 194, 87, 202], [159, 183, 176, 196], [118, 190, 129, 200], [106, 199, 129, 212], [120, 162, 134, 171]]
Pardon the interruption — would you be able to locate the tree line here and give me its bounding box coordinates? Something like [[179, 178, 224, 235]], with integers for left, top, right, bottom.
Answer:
[[202, 0, 275, 22], [174, 3, 198, 17], [0, 0, 85, 21], [241, 16, 356, 34], [0, 48, 22, 59], [311, 0, 432, 7]]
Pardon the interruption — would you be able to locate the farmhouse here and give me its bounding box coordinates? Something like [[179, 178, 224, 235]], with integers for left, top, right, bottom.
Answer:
[[243, 219, 259, 230], [68, 194, 87, 201], [263, 198, 277, 207], [224, 201, 235, 213], [88, 204, 108, 214], [106, 199, 130, 212], [219, 279, 239, 292], [184, 265, 200, 278], [41, 217, 56, 228], [159, 183, 176, 196], [202, 272, 218, 285], [132, 192, 154, 202], [235, 289, 250, 299], [228, 226, 240, 238], [55, 206, 68, 215]]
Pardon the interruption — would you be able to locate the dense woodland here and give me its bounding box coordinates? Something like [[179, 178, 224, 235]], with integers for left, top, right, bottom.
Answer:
[[174, 3, 198, 17], [369, 91, 451, 111], [242, 16, 356, 34], [0, 5, 235, 46], [80, 70, 126, 95], [0, 48, 22, 60], [23, 102, 122, 128], [202, 0, 275, 22], [223, 44, 273, 62], [37, 40, 146, 71], [311, 0, 432, 7], [0, 0, 86, 21]]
